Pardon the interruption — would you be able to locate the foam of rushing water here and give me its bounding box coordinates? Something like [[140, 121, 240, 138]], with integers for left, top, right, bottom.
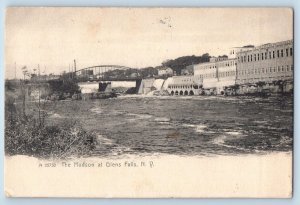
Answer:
[[97, 134, 114, 146], [49, 113, 63, 118], [195, 125, 208, 133], [111, 146, 132, 156], [154, 117, 170, 122], [96, 134, 132, 156], [90, 107, 103, 114], [82, 96, 292, 156], [127, 113, 153, 119], [213, 135, 250, 152], [182, 123, 208, 133], [225, 131, 242, 136]]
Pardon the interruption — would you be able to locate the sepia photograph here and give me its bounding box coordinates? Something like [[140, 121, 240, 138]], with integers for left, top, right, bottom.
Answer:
[[4, 7, 293, 198]]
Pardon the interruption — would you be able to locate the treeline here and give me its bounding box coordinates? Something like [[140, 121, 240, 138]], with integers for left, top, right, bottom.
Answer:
[[101, 53, 211, 78], [102, 67, 158, 79], [162, 53, 210, 75]]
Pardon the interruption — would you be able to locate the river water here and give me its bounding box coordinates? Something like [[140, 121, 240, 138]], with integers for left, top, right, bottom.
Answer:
[[54, 95, 293, 157]]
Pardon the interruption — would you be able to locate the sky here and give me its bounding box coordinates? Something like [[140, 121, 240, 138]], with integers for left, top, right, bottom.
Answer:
[[5, 7, 293, 79]]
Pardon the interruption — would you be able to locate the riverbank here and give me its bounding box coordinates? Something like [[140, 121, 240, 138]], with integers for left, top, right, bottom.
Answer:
[[5, 152, 292, 197]]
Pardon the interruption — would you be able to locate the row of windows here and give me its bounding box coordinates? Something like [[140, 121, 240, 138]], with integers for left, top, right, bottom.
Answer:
[[196, 61, 237, 70], [168, 85, 195, 89], [218, 71, 236, 78], [238, 76, 291, 84], [198, 73, 216, 78], [238, 47, 293, 63], [238, 65, 293, 76], [197, 70, 243, 79], [181, 78, 193, 82]]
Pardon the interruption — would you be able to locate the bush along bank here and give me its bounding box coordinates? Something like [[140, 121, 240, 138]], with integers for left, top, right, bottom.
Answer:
[[5, 99, 97, 159]]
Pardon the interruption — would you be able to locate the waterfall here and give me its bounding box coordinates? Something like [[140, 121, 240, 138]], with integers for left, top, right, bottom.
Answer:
[[161, 79, 166, 90], [152, 79, 165, 91]]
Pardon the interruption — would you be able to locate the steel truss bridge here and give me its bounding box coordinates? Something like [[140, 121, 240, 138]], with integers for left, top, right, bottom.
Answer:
[[75, 65, 140, 81]]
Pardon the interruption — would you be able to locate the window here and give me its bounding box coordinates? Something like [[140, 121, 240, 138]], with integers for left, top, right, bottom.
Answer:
[[269, 52, 272, 59], [282, 66, 284, 72], [277, 50, 280, 58], [258, 53, 260, 61], [278, 66, 280, 72], [261, 53, 264, 60], [291, 65, 294, 71], [281, 49, 284, 57], [265, 52, 267, 59], [287, 65, 289, 71], [290, 48, 293, 56], [254, 54, 256, 61], [273, 51, 275, 58], [286, 48, 289, 57], [251, 55, 253, 61], [244, 56, 246, 62], [269, 67, 272, 73], [248, 55, 249, 62]]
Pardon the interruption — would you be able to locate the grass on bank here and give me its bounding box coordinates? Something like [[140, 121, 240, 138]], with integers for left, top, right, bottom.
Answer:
[[5, 92, 98, 159]]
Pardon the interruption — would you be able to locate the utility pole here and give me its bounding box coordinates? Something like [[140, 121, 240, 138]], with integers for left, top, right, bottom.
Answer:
[[38, 64, 40, 76], [37, 64, 41, 126], [71, 64, 73, 79], [14, 62, 17, 80], [74, 59, 76, 79], [69, 63, 71, 79]]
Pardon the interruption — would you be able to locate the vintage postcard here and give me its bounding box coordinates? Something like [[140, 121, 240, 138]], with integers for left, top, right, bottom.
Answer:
[[4, 7, 293, 198]]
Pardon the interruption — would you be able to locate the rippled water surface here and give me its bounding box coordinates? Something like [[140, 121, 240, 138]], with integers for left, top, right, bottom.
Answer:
[[51, 96, 293, 156]]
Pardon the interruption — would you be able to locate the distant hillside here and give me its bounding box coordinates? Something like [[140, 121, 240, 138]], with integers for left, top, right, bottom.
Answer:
[[161, 53, 210, 75], [98, 53, 211, 79], [102, 67, 158, 79]]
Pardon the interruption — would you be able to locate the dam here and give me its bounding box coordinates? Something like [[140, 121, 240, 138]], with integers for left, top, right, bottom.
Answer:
[[138, 76, 203, 96]]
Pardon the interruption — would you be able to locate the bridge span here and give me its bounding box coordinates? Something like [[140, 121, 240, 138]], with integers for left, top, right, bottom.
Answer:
[[70, 64, 143, 93], [75, 65, 140, 81], [78, 80, 142, 94]]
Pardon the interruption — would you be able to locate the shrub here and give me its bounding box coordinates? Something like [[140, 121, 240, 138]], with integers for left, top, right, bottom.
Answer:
[[5, 115, 97, 159]]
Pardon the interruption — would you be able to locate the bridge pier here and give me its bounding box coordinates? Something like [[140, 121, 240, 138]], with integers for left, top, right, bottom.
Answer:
[[99, 82, 111, 92], [135, 79, 142, 94]]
